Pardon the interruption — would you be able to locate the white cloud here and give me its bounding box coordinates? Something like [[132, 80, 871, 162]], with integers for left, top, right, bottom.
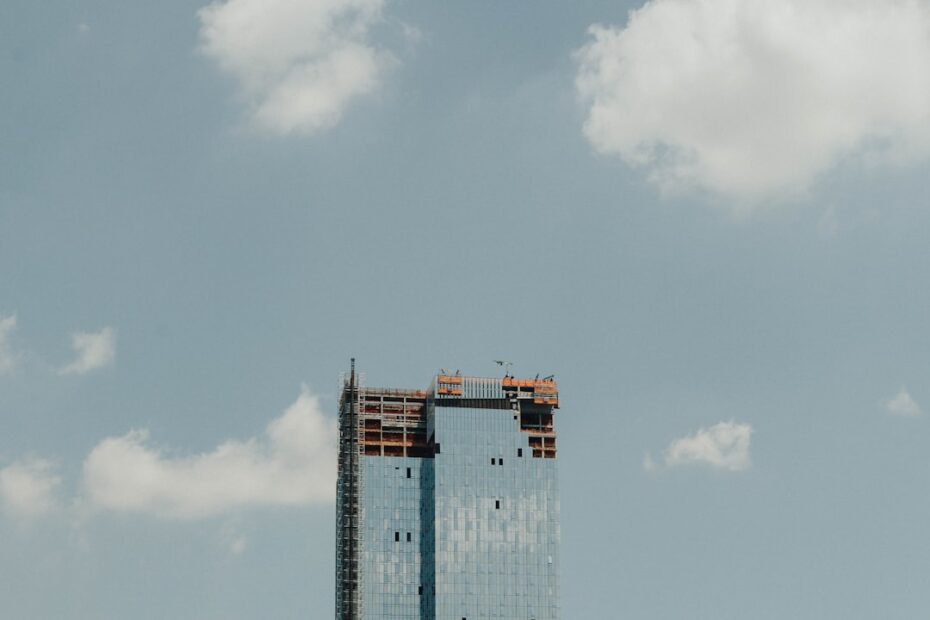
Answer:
[[60, 327, 116, 375], [642, 452, 657, 473], [219, 523, 249, 555], [575, 0, 930, 202], [0, 459, 62, 518], [647, 421, 753, 472], [885, 387, 921, 417], [82, 386, 337, 519], [0, 314, 17, 374], [228, 535, 248, 555], [198, 0, 393, 135]]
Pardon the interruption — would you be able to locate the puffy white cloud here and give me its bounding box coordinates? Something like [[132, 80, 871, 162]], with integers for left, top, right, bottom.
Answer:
[[0, 314, 17, 374], [0, 459, 61, 518], [885, 387, 921, 417], [198, 0, 393, 135], [647, 421, 753, 472], [60, 327, 116, 375], [575, 0, 930, 202], [82, 387, 337, 519]]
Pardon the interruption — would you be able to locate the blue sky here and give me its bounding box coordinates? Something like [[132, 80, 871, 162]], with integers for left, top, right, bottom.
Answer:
[[2, 0, 930, 617]]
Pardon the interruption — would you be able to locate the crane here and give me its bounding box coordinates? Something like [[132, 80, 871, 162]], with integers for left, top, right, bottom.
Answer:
[[493, 360, 514, 377]]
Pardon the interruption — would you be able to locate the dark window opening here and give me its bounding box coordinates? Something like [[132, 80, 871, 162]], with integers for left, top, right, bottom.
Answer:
[[394, 532, 399, 542], [434, 443, 441, 454], [491, 458, 496, 465], [406, 532, 412, 542], [499, 458, 503, 466], [518, 448, 523, 457], [406, 467, 411, 478], [495, 500, 500, 510], [418, 585, 423, 595]]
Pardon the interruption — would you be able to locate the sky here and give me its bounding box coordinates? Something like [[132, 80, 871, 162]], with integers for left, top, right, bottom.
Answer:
[[2, 0, 930, 617]]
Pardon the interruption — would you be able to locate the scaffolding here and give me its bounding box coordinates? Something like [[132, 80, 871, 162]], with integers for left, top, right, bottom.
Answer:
[[502, 376, 559, 458], [335, 359, 362, 620]]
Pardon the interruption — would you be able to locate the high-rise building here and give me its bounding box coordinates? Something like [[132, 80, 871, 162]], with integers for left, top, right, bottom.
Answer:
[[336, 361, 561, 620]]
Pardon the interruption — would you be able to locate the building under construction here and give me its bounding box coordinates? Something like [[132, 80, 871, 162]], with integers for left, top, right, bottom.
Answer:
[[335, 361, 561, 619]]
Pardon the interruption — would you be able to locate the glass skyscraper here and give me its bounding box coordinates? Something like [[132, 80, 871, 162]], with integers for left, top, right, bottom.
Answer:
[[336, 361, 561, 619]]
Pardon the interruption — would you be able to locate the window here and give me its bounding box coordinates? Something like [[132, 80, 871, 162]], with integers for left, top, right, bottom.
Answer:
[[491, 458, 496, 465], [418, 585, 423, 595], [435, 443, 441, 454], [406, 532, 412, 542], [518, 448, 523, 457], [394, 532, 399, 542], [499, 458, 503, 466], [495, 500, 500, 510], [406, 467, 411, 478]]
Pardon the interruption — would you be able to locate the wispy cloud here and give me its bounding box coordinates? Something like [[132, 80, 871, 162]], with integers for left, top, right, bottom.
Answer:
[[885, 387, 921, 417], [646, 421, 753, 472], [0, 459, 61, 518], [60, 327, 116, 375], [219, 522, 249, 555], [575, 0, 930, 203], [81, 386, 337, 519], [0, 314, 18, 374], [198, 0, 395, 135]]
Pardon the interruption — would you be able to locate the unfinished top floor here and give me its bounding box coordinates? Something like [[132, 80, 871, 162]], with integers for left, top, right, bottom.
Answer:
[[340, 371, 560, 460]]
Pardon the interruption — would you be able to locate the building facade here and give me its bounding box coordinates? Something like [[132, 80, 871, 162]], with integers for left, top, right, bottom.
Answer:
[[336, 361, 561, 620]]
